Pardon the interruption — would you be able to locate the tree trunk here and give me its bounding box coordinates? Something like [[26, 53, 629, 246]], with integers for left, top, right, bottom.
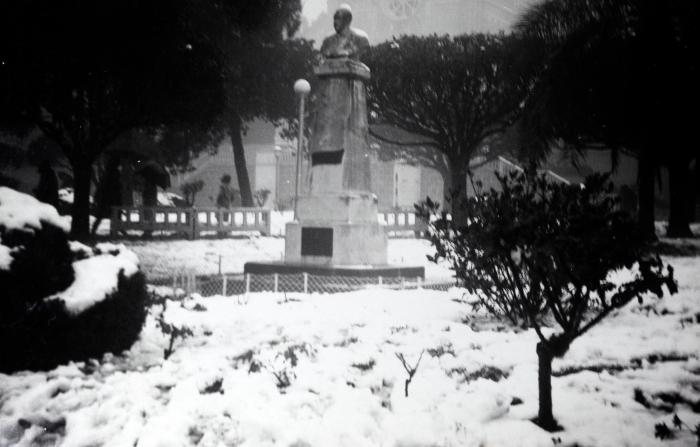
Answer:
[[230, 115, 253, 207], [637, 151, 656, 240], [70, 157, 93, 241], [535, 341, 559, 431], [449, 162, 468, 225], [439, 165, 452, 209], [143, 181, 158, 207], [688, 163, 698, 222], [667, 157, 692, 238]]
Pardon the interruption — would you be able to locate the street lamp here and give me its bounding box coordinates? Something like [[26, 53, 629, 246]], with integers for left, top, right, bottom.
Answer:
[[293, 79, 311, 220], [273, 145, 282, 210]]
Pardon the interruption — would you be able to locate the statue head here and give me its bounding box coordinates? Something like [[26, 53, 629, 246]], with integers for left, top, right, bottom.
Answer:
[[333, 4, 353, 34], [320, 3, 369, 60]]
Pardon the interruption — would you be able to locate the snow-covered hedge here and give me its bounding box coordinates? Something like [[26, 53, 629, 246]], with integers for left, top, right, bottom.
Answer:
[[0, 187, 148, 372]]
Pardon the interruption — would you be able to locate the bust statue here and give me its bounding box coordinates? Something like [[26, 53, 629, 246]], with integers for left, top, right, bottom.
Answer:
[[320, 4, 370, 61]]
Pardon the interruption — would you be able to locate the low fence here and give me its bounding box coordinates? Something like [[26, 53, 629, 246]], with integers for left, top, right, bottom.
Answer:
[[111, 207, 426, 238], [111, 207, 271, 239], [150, 271, 454, 298]]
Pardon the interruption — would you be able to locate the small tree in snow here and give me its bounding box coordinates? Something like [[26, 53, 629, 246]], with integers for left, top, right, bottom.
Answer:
[[395, 350, 425, 398], [253, 188, 271, 208], [418, 171, 677, 431], [180, 180, 204, 207]]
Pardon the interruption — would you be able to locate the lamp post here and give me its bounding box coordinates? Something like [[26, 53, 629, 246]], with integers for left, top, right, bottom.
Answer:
[[293, 78, 311, 220], [273, 145, 282, 210]]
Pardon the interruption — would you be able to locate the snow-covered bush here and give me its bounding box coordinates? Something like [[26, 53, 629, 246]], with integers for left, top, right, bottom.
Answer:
[[0, 187, 147, 372], [418, 172, 677, 430]]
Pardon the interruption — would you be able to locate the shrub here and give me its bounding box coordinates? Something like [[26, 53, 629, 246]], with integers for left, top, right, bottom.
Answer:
[[0, 222, 75, 316], [180, 179, 204, 207], [418, 171, 677, 430], [1, 271, 148, 372], [253, 188, 271, 207], [1, 188, 147, 372]]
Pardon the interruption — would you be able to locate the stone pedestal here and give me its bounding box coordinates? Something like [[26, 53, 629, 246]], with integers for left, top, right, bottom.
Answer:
[[285, 191, 387, 266]]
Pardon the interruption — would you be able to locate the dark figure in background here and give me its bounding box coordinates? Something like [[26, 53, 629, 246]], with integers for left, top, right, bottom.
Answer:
[[320, 4, 370, 61], [216, 174, 237, 208], [142, 182, 158, 207], [141, 179, 158, 239], [35, 161, 59, 209], [91, 156, 122, 236]]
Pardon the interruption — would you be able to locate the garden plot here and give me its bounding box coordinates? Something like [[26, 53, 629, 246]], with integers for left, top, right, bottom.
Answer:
[[1, 256, 698, 447]]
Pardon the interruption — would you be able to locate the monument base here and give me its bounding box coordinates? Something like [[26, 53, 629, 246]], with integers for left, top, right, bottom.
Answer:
[[243, 261, 424, 279], [243, 190, 424, 280], [284, 220, 387, 266]]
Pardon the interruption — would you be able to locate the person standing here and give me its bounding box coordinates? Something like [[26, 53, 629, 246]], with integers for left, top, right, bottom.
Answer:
[[91, 156, 122, 236], [216, 174, 237, 208]]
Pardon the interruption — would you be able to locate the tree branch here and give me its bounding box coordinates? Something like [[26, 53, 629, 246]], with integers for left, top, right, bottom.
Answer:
[[395, 350, 425, 398]]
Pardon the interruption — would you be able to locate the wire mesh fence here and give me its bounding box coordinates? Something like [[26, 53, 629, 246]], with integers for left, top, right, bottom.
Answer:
[[148, 271, 455, 298]]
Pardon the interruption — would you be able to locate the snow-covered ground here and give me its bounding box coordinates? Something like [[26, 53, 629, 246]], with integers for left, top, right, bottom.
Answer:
[[124, 237, 454, 281], [2, 189, 699, 446], [124, 237, 286, 278], [1, 248, 699, 446]]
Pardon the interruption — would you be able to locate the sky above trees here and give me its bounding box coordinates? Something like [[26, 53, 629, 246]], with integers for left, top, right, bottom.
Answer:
[[301, 0, 326, 22], [300, 0, 539, 45]]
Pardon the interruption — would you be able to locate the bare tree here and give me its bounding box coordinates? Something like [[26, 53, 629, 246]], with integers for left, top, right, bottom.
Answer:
[[395, 350, 425, 398]]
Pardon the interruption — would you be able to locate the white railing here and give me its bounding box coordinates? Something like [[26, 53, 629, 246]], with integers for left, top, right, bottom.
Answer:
[[111, 207, 427, 238], [111, 207, 271, 239]]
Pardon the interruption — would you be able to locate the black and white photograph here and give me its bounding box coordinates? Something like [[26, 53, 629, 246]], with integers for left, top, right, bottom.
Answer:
[[0, 0, 697, 445]]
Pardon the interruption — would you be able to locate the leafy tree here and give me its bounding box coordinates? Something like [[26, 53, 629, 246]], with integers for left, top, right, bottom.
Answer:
[[219, 29, 315, 206], [180, 180, 205, 207], [0, 0, 226, 240], [103, 124, 223, 209], [254, 188, 271, 207], [418, 172, 677, 430], [0, 132, 26, 174], [516, 0, 700, 238], [142, 125, 224, 175], [365, 33, 529, 221]]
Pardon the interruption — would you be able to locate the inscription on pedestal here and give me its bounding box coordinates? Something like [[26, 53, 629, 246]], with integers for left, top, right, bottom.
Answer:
[[311, 150, 344, 166], [301, 227, 333, 257]]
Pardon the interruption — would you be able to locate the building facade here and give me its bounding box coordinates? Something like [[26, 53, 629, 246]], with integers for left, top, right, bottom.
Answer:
[[169, 120, 443, 210]]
